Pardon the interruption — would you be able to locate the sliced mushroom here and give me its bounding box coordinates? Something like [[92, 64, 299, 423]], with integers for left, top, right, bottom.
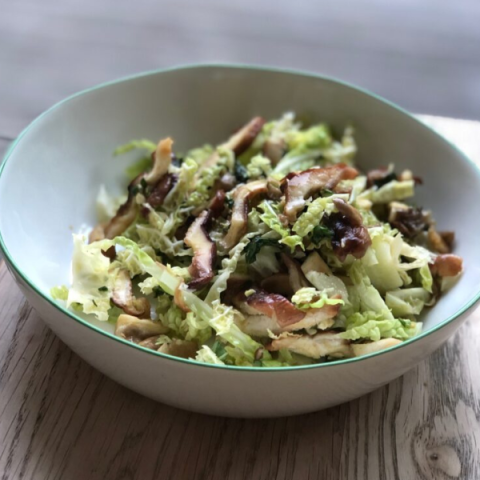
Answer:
[[233, 289, 340, 335], [281, 253, 311, 292], [430, 254, 463, 277], [220, 180, 267, 250], [185, 211, 216, 289], [112, 269, 151, 318], [146, 173, 177, 209], [283, 164, 359, 222], [208, 189, 226, 219], [115, 314, 168, 342], [243, 290, 305, 327], [351, 338, 402, 357], [90, 138, 174, 242], [266, 332, 353, 359], [324, 198, 372, 261], [388, 202, 428, 238], [198, 117, 265, 173], [263, 138, 286, 165], [158, 339, 198, 359], [144, 137, 173, 185], [223, 116, 266, 156]]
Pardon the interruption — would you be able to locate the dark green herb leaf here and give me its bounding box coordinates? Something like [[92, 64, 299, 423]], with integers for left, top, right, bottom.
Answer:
[[153, 286, 164, 298], [253, 360, 263, 367], [373, 172, 397, 188], [225, 197, 234, 209], [311, 225, 333, 245], [321, 188, 334, 197], [244, 235, 279, 264], [98, 286, 108, 292], [140, 178, 148, 190], [234, 161, 249, 183]]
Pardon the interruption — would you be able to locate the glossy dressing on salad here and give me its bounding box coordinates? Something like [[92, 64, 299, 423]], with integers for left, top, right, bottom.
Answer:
[[52, 113, 463, 367]]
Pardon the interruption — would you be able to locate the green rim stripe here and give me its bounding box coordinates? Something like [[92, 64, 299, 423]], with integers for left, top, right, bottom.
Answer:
[[0, 63, 479, 373]]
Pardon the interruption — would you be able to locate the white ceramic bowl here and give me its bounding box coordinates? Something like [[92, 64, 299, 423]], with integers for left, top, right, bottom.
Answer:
[[1, 65, 479, 418]]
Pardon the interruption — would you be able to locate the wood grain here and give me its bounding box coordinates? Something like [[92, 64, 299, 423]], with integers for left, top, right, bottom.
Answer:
[[0, 121, 479, 479], [0, 257, 479, 480]]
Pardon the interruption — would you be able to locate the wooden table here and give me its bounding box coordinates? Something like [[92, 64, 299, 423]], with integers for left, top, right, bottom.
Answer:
[[0, 115, 479, 479]]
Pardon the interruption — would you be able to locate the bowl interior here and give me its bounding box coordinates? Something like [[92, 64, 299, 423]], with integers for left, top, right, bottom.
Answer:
[[1, 65, 480, 336]]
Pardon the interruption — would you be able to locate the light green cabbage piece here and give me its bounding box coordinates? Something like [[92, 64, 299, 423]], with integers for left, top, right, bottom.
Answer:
[[258, 201, 303, 251], [286, 124, 332, 152], [66, 235, 114, 321], [113, 236, 182, 296], [362, 227, 405, 293], [250, 245, 281, 277], [347, 262, 393, 319], [305, 271, 349, 301], [321, 126, 357, 165], [195, 345, 225, 365], [272, 150, 321, 176], [360, 180, 415, 204], [340, 311, 420, 342], [385, 288, 430, 316], [185, 144, 215, 166], [293, 194, 348, 237], [136, 208, 192, 257], [205, 232, 257, 304], [181, 292, 268, 366], [246, 154, 272, 179], [164, 157, 198, 208], [418, 264, 433, 293], [187, 147, 234, 208], [292, 287, 344, 310], [51, 285, 69, 301]]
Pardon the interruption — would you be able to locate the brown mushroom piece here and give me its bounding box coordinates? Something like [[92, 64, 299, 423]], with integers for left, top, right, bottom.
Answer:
[[427, 226, 452, 254], [282, 164, 359, 222], [185, 210, 216, 290], [220, 180, 267, 250], [198, 117, 266, 174], [430, 254, 463, 277], [89, 137, 174, 242], [388, 202, 428, 239], [158, 339, 198, 359], [146, 173, 177, 209], [115, 314, 169, 342], [323, 198, 372, 261], [144, 137, 174, 185], [233, 290, 341, 336], [266, 332, 353, 359], [111, 269, 151, 318]]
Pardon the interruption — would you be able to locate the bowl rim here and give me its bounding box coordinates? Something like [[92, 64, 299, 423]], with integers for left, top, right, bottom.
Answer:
[[1, 62, 479, 372]]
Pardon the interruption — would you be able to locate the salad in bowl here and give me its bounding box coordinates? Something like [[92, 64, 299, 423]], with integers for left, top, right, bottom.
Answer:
[[52, 113, 463, 368]]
